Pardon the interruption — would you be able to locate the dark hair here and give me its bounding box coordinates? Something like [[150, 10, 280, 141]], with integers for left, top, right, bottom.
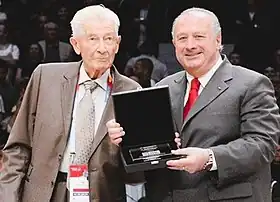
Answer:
[[0, 58, 9, 71], [135, 58, 154, 75], [28, 42, 44, 60]]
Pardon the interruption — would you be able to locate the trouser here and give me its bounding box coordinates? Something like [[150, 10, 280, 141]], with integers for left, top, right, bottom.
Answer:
[[50, 172, 69, 202]]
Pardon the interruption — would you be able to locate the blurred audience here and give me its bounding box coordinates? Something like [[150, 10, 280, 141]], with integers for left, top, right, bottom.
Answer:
[[38, 21, 73, 62], [127, 58, 154, 88], [0, 1, 280, 201]]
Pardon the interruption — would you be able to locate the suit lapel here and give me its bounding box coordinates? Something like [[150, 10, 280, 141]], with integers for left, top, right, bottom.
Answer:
[[171, 72, 187, 132], [181, 59, 233, 131], [60, 62, 81, 137], [90, 67, 124, 156]]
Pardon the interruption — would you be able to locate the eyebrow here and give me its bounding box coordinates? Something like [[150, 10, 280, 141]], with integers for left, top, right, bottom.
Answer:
[[176, 32, 207, 37], [87, 33, 116, 37]]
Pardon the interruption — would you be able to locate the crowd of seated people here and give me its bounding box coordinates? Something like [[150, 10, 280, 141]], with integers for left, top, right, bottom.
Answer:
[[0, 0, 280, 201]]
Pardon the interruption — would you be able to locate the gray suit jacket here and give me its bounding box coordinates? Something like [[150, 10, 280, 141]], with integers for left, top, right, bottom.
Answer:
[[145, 57, 280, 202], [0, 61, 141, 202]]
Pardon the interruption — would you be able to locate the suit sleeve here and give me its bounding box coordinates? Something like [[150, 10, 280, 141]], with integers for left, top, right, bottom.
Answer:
[[211, 74, 280, 187], [0, 65, 42, 202]]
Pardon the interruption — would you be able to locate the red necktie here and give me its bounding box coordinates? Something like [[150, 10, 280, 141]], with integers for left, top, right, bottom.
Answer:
[[183, 78, 200, 120]]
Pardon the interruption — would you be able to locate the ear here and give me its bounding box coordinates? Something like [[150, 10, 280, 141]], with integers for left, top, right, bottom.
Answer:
[[70, 37, 81, 55], [172, 38, 176, 47], [115, 35, 121, 54], [216, 32, 222, 50]]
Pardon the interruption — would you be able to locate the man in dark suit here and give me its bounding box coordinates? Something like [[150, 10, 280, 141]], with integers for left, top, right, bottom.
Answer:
[[0, 5, 142, 202], [108, 7, 280, 202]]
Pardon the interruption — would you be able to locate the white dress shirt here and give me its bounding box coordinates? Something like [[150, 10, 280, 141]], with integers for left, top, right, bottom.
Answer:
[[59, 64, 110, 172], [184, 56, 223, 171]]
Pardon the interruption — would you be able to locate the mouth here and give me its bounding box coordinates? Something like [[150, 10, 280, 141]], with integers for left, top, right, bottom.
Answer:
[[185, 53, 201, 58], [96, 58, 108, 62]]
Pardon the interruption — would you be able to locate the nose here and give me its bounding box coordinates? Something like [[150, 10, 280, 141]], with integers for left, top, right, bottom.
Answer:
[[185, 37, 197, 50], [96, 39, 107, 54]]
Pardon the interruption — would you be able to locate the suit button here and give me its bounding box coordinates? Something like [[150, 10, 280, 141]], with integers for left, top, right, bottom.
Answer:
[[58, 154, 62, 160], [51, 181, 55, 187]]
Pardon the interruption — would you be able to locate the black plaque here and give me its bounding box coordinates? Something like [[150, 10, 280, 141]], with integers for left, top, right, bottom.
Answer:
[[112, 85, 181, 173]]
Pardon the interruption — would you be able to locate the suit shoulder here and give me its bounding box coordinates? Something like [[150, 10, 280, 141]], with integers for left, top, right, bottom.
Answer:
[[118, 74, 141, 90], [32, 61, 80, 79], [36, 61, 79, 71], [156, 71, 185, 86], [232, 65, 269, 82]]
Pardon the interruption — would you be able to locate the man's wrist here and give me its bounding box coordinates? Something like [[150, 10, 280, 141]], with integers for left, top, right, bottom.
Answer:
[[203, 149, 214, 171]]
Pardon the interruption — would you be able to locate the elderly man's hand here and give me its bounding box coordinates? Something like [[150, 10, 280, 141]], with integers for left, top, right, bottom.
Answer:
[[107, 119, 182, 149], [166, 147, 210, 173], [174, 132, 181, 148], [106, 119, 125, 146]]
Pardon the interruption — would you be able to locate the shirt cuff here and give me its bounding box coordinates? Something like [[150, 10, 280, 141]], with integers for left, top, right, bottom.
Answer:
[[209, 149, 217, 171]]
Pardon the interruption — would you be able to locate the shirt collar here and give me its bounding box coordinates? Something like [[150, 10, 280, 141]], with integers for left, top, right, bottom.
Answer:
[[78, 63, 110, 91], [186, 55, 223, 88]]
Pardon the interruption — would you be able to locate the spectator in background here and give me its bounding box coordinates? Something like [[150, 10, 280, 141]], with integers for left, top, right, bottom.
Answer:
[[0, 59, 18, 149], [228, 51, 243, 66], [16, 42, 44, 81], [54, 4, 72, 42], [38, 21, 73, 62], [0, 23, 20, 84], [5, 77, 29, 134], [128, 58, 154, 88], [124, 43, 168, 83], [0, 59, 19, 118], [29, 12, 49, 42]]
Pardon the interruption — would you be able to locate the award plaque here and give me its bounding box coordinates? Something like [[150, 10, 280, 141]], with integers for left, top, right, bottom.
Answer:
[[112, 85, 181, 173]]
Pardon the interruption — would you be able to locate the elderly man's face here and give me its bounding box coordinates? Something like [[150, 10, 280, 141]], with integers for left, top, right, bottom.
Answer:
[[70, 21, 120, 72], [172, 13, 221, 76]]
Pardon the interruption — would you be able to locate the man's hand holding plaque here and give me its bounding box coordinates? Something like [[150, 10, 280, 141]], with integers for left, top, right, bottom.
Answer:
[[109, 86, 184, 173], [107, 119, 181, 149], [107, 119, 182, 172]]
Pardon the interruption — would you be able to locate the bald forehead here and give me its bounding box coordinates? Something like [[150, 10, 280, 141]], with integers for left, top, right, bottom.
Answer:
[[173, 12, 214, 36], [178, 11, 212, 25]]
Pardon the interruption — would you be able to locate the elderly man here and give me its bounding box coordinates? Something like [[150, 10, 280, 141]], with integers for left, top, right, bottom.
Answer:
[[0, 5, 142, 202], [108, 7, 280, 202]]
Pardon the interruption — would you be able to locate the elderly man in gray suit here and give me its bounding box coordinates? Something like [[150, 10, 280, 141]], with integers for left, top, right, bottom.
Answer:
[[108, 7, 280, 202], [0, 5, 144, 202]]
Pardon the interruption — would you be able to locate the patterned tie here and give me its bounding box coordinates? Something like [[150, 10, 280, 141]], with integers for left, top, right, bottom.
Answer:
[[183, 78, 200, 120], [74, 80, 98, 164]]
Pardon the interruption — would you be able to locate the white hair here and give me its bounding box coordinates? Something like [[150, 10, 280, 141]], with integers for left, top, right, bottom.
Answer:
[[171, 7, 221, 39], [70, 5, 120, 37]]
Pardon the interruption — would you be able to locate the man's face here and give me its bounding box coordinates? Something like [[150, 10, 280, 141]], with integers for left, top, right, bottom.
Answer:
[[264, 66, 277, 79], [229, 53, 241, 65], [57, 7, 69, 21], [29, 44, 41, 59], [172, 13, 221, 76], [45, 23, 58, 41], [70, 21, 120, 72], [38, 15, 48, 29], [134, 61, 144, 74]]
